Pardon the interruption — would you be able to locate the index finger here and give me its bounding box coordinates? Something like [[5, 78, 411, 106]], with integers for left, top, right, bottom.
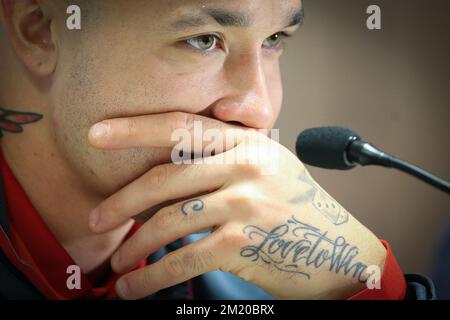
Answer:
[[88, 111, 250, 150]]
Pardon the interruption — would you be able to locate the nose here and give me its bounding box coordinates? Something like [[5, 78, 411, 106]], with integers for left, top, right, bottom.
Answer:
[[209, 50, 278, 129]]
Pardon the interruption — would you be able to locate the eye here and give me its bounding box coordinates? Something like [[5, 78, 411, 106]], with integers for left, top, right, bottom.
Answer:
[[185, 34, 222, 52], [262, 32, 290, 49]]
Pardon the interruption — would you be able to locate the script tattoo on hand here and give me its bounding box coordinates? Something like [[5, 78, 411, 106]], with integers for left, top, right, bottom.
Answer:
[[0, 107, 43, 138], [290, 169, 349, 225], [240, 216, 368, 282], [181, 199, 204, 215]]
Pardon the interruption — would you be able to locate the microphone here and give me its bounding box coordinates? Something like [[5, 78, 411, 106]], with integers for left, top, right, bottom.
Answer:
[[296, 126, 450, 194]]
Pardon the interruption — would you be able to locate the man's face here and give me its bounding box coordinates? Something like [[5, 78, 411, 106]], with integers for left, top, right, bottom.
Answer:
[[49, 0, 302, 195]]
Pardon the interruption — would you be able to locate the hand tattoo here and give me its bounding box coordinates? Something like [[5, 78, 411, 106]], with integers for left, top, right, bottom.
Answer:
[[291, 169, 349, 225], [240, 217, 368, 282], [181, 199, 205, 215], [0, 107, 43, 138]]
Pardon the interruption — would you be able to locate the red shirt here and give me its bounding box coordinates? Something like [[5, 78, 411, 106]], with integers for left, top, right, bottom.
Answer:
[[0, 151, 146, 299], [0, 151, 406, 300], [349, 240, 407, 300]]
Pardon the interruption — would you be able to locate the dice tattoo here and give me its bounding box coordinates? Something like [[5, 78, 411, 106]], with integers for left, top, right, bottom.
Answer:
[[310, 188, 349, 225], [291, 171, 349, 226]]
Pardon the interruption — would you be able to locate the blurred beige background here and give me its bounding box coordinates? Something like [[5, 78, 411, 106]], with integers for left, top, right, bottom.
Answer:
[[277, 0, 450, 275]]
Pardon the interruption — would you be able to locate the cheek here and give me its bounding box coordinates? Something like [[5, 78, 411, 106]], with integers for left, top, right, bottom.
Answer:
[[47, 46, 224, 194], [160, 74, 222, 112], [78, 58, 221, 117], [129, 64, 223, 115], [266, 65, 283, 122]]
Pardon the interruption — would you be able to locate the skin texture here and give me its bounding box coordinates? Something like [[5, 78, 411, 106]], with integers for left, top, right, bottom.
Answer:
[[0, 0, 387, 299], [52, 0, 291, 195]]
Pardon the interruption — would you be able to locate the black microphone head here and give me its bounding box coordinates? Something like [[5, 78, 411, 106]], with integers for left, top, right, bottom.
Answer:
[[296, 126, 361, 170]]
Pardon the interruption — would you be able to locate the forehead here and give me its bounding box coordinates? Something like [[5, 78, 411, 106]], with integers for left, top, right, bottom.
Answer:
[[166, 0, 302, 14], [116, 0, 302, 28]]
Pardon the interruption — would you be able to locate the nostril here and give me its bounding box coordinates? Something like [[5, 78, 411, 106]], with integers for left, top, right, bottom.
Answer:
[[227, 121, 244, 127]]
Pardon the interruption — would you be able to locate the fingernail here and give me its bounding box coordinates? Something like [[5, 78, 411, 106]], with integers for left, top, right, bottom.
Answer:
[[116, 279, 129, 298], [90, 122, 110, 140], [89, 208, 101, 229], [111, 251, 121, 270]]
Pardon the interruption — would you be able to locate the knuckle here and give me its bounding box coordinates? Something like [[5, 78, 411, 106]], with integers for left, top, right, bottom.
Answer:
[[221, 230, 248, 249], [232, 264, 256, 283], [171, 112, 194, 131], [125, 117, 139, 139], [151, 207, 174, 229], [226, 189, 262, 215], [236, 163, 263, 179], [146, 165, 169, 189], [182, 250, 213, 275], [163, 252, 186, 278], [139, 268, 155, 290]]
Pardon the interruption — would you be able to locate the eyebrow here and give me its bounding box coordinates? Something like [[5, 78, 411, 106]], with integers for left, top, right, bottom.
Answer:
[[287, 7, 304, 27], [170, 6, 304, 30]]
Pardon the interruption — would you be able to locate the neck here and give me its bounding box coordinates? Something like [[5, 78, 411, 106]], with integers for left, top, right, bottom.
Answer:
[[0, 107, 133, 274]]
